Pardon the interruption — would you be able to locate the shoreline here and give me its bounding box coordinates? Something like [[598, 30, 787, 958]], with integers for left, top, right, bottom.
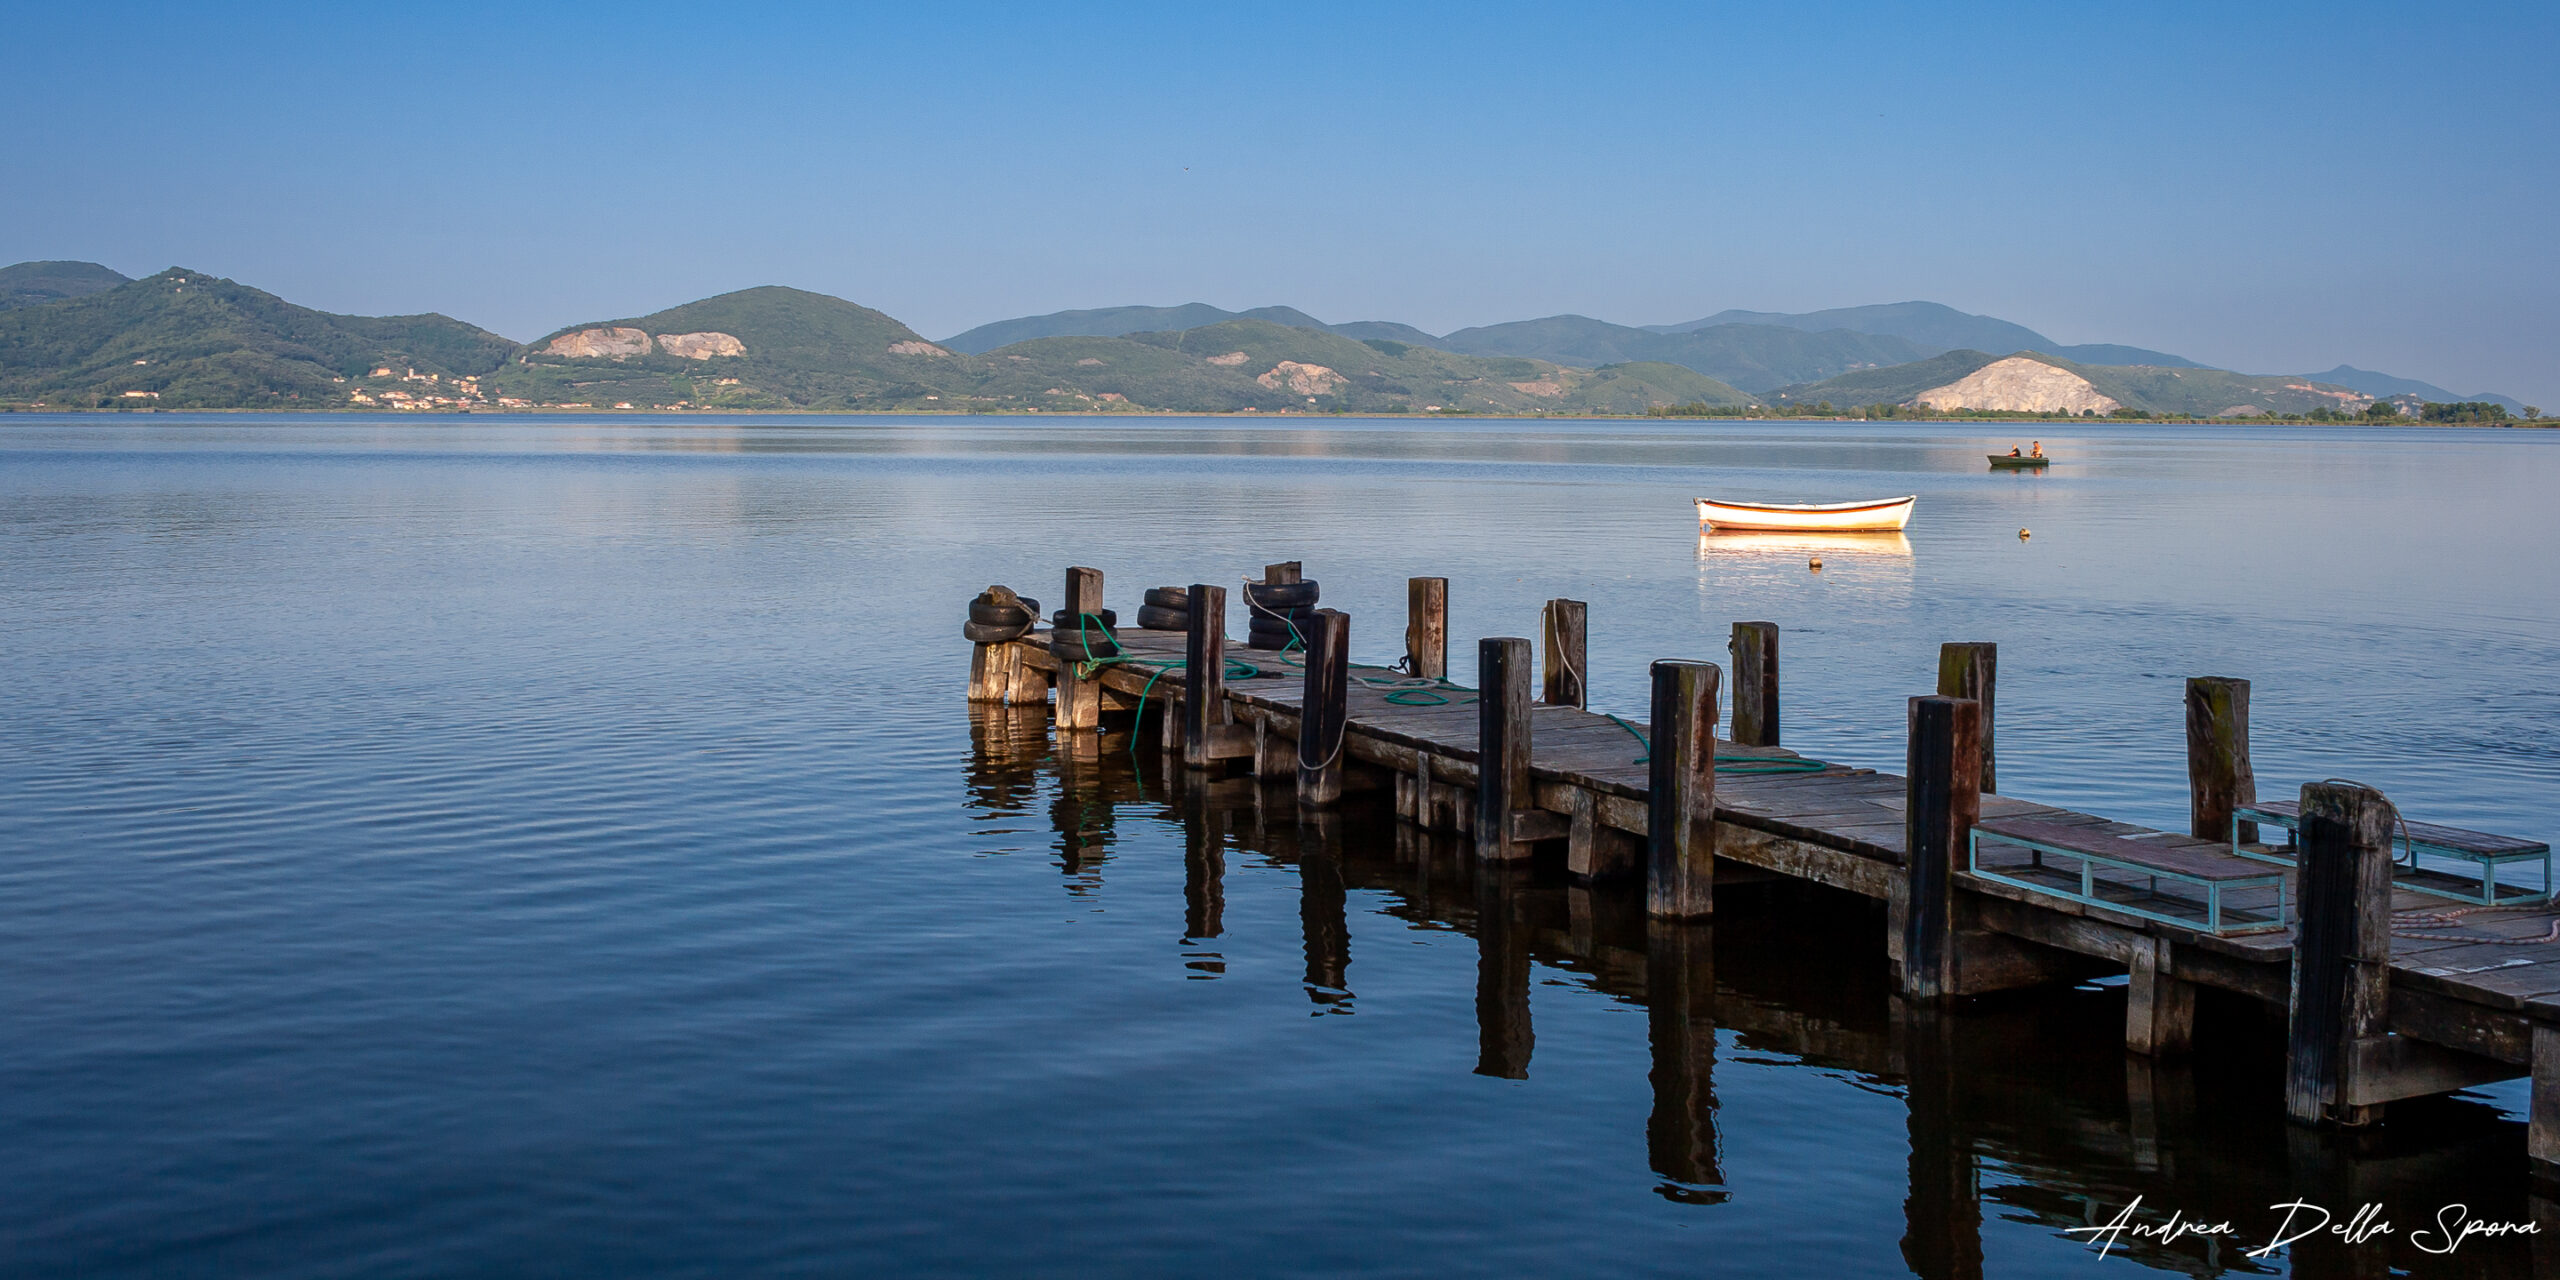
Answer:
[[3, 406, 2551, 429]]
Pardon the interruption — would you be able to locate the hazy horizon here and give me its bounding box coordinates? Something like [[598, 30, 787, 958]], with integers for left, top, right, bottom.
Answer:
[[8, 1, 2553, 403]]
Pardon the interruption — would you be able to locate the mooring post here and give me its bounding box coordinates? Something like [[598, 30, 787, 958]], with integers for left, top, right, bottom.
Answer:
[[1936, 642, 1997, 794], [1648, 660, 1722, 918], [1298, 609, 1350, 809], [2187, 676, 2257, 843], [2284, 780, 2395, 1127], [1541, 598, 1587, 708], [1264, 560, 1303, 586], [1729, 621, 1779, 747], [1052, 566, 1105, 730], [1475, 637, 1535, 861], [970, 639, 1043, 707], [1182, 582, 1229, 768], [1900, 695, 1982, 1001], [1406, 577, 1448, 680], [967, 641, 1004, 703]]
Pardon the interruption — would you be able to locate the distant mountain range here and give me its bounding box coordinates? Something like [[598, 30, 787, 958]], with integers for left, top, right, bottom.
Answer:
[[0, 260, 2529, 417]]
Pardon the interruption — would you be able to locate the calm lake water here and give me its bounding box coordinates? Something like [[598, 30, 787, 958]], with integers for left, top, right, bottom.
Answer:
[[4, 415, 2557, 1277]]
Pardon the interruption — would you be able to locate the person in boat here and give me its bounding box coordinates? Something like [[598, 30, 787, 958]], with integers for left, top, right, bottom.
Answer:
[[2008, 446, 2022, 457], [2030, 441, 2043, 458]]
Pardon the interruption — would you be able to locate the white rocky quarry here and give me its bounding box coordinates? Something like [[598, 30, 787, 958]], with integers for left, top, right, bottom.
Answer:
[[540, 327, 746, 360], [1256, 361, 1347, 396], [1912, 356, 2120, 414]]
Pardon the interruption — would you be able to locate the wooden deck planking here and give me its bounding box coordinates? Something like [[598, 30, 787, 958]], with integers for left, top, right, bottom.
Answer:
[[1000, 628, 2560, 1068]]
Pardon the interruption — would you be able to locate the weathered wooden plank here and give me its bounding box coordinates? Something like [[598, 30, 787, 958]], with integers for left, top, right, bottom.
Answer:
[[2389, 984, 2530, 1065]]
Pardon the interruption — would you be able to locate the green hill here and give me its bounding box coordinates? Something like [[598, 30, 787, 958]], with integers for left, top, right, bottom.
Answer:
[[0, 260, 131, 311], [1435, 315, 1937, 390], [1653, 301, 2203, 369], [0, 268, 516, 409], [940, 303, 1440, 354], [970, 320, 1748, 415], [494, 286, 959, 410], [1763, 350, 2001, 408]]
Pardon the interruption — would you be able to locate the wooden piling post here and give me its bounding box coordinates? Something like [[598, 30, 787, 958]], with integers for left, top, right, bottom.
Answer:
[[1406, 577, 1448, 680], [1900, 695, 1982, 1001], [1475, 637, 1535, 861], [2187, 676, 2257, 843], [1729, 622, 1779, 747], [1263, 560, 1302, 586], [1542, 598, 1587, 708], [1052, 566, 1105, 730], [1183, 583, 1228, 768], [1936, 642, 1996, 794], [2126, 937, 2196, 1056], [1297, 609, 1350, 809], [2285, 780, 2395, 1127], [1648, 660, 1722, 918], [2533, 1024, 2560, 1180]]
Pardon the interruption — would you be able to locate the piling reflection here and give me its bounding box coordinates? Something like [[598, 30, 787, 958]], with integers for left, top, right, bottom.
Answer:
[[968, 717, 2550, 1277], [1474, 863, 1535, 1079]]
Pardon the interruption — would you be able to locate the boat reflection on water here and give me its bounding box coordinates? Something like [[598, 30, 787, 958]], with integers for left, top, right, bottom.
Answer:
[[965, 704, 2560, 1276], [1700, 530, 1914, 597], [1698, 529, 1913, 560]]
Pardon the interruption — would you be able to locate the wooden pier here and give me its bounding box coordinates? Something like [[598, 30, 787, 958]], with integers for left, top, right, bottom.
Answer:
[[965, 564, 2560, 1187]]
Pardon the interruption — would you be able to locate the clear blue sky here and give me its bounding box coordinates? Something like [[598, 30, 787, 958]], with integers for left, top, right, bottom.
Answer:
[[8, 0, 2554, 402]]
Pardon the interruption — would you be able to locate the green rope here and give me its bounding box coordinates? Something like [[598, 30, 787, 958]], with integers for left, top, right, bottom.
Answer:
[[1070, 610, 1125, 680], [1125, 654, 1263, 757], [1599, 713, 1830, 774], [1607, 712, 1651, 763]]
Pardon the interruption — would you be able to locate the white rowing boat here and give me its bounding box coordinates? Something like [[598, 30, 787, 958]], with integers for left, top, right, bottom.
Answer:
[[1694, 495, 1917, 532]]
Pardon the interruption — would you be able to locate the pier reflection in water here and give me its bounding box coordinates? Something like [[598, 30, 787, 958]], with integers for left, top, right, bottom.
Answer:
[[968, 704, 2558, 1278]]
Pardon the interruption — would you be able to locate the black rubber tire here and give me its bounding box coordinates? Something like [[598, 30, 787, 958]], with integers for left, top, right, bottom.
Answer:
[[963, 618, 1029, 643], [1135, 604, 1190, 631], [970, 598, 1034, 627], [1243, 581, 1318, 610], [1247, 612, 1313, 634], [1243, 632, 1296, 651], [1142, 586, 1190, 610], [1049, 608, 1118, 630]]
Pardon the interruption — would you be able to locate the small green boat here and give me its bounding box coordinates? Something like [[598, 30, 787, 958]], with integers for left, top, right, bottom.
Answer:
[[1988, 454, 2051, 469]]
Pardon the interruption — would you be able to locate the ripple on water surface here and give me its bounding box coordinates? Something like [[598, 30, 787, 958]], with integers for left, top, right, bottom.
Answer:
[[2, 417, 2556, 1277]]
